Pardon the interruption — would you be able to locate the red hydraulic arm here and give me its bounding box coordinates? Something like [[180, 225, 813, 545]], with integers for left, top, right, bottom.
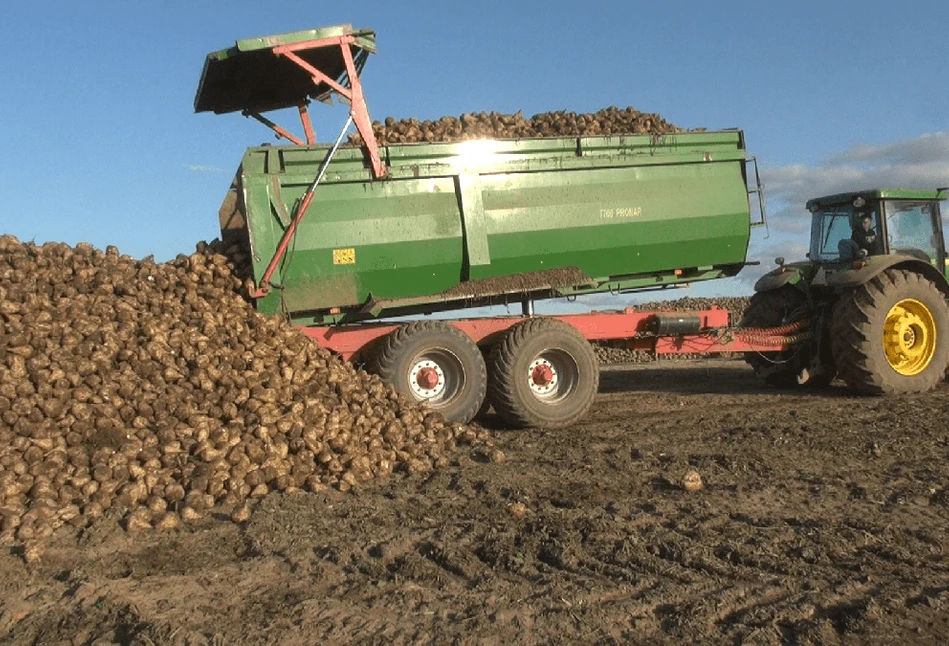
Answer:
[[238, 34, 386, 178]]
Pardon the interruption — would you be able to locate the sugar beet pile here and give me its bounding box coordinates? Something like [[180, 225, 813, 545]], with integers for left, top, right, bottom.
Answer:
[[349, 105, 681, 146], [0, 235, 491, 556]]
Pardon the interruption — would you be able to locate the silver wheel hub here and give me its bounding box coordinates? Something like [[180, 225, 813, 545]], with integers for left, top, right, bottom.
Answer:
[[405, 348, 465, 408], [525, 350, 578, 404], [410, 360, 446, 399], [528, 358, 559, 395]]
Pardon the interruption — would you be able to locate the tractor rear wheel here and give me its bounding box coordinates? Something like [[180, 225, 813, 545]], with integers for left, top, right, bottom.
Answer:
[[487, 318, 598, 428], [830, 269, 949, 394], [739, 287, 812, 387], [370, 321, 487, 423]]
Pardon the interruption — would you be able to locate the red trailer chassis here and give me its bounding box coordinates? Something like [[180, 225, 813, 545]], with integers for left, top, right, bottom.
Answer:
[[301, 306, 803, 362]]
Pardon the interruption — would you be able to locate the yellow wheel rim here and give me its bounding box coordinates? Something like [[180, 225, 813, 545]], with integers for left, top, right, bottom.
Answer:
[[883, 298, 937, 376]]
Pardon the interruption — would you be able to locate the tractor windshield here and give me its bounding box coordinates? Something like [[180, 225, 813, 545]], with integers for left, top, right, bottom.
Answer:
[[809, 203, 882, 262], [883, 200, 941, 265]]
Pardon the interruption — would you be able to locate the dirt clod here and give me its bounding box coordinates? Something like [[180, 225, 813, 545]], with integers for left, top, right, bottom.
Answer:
[[508, 502, 531, 518], [230, 502, 252, 524]]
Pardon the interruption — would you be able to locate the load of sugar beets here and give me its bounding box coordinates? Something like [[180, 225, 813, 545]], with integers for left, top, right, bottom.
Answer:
[[348, 105, 682, 146], [0, 235, 496, 560]]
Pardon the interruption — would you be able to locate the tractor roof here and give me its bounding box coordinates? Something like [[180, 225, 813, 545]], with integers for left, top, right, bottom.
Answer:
[[806, 188, 947, 210]]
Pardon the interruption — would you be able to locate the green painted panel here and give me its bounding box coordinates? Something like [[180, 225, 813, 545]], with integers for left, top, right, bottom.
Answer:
[[235, 131, 753, 320]]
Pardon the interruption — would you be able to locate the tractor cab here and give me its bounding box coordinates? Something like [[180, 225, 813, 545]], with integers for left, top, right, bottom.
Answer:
[[806, 189, 948, 276]]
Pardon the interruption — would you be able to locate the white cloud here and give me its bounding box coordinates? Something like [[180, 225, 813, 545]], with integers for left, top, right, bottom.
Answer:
[[828, 132, 949, 167], [762, 132, 949, 213]]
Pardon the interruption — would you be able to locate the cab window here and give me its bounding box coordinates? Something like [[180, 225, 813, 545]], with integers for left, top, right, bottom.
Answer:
[[810, 204, 882, 261], [885, 201, 939, 264]]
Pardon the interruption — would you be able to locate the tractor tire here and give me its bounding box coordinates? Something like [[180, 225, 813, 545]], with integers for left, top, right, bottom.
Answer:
[[830, 269, 949, 395], [739, 287, 811, 387], [370, 321, 487, 423], [487, 318, 599, 429]]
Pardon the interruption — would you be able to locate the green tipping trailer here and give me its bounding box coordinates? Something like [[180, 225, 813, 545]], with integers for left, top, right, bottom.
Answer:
[[226, 132, 756, 324], [197, 26, 775, 427]]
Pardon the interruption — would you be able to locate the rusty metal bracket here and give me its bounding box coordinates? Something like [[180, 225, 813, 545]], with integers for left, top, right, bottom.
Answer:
[[273, 36, 387, 179]]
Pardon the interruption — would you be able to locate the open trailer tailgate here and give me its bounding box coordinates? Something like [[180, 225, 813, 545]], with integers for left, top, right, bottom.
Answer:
[[194, 24, 376, 114]]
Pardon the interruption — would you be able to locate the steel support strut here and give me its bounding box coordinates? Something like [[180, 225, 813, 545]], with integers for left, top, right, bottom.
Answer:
[[250, 116, 355, 299], [248, 33, 388, 299], [273, 35, 387, 179], [242, 110, 306, 146]]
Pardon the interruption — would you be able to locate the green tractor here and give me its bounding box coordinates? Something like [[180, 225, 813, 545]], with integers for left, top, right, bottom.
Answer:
[[743, 188, 949, 394]]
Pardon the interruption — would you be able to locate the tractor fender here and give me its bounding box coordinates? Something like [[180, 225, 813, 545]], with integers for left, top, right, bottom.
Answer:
[[753, 265, 805, 293], [822, 255, 949, 296]]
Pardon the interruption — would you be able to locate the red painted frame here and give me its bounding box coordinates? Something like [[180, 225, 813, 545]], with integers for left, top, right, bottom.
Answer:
[[244, 110, 307, 146], [245, 34, 389, 300], [240, 35, 386, 178], [299, 307, 800, 362], [272, 35, 386, 179]]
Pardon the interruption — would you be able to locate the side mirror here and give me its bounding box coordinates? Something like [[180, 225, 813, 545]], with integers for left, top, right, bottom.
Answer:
[[775, 257, 785, 266]]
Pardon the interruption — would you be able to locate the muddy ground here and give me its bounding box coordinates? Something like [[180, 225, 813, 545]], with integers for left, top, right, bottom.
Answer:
[[1, 359, 948, 645]]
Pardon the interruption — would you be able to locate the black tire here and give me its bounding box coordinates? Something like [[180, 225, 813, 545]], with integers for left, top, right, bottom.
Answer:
[[474, 395, 493, 421], [473, 347, 494, 422], [370, 321, 486, 423], [487, 318, 599, 429], [830, 269, 949, 395], [739, 287, 811, 387]]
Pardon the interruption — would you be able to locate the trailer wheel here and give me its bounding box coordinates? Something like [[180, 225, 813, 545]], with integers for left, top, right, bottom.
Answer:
[[371, 321, 487, 423], [739, 287, 811, 387], [487, 319, 598, 429], [830, 269, 949, 394]]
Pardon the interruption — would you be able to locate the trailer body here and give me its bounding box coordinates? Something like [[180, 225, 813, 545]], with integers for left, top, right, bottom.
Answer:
[[197, 25, 789, 427], [227, 131, 754, 324]]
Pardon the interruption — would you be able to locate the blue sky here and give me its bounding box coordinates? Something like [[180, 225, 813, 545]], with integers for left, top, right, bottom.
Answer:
[[1, 1, 947, 303]]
